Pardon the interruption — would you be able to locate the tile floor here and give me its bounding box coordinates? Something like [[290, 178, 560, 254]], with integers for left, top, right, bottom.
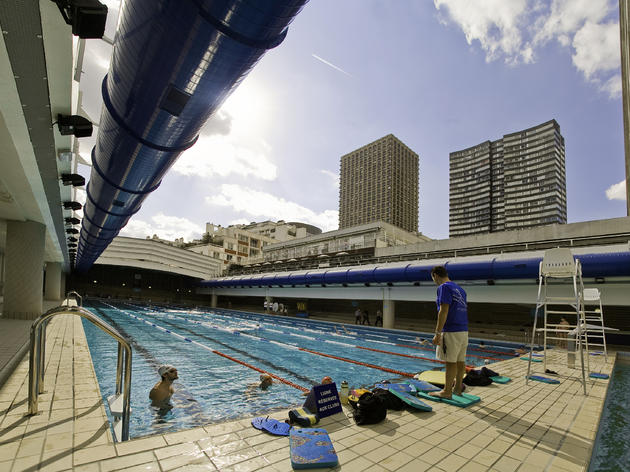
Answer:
[[0, 314, 615, 472]]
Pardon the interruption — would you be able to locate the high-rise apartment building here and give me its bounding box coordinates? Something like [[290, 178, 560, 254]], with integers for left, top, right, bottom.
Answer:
[[449, 119, 566, 237], [339, 134, 419, 232]]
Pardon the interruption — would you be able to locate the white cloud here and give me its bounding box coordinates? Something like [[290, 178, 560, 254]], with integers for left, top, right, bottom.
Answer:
[[572, 21, 620, 78], [173, 135, 277, 180], [435, 0, 621, 97], [320, 170, 340, 189], [605, 180, 627, 201], [534, 0, 612, 46], [434, 0, 532, 64], [119, 212, 204, 241], [206, 184, 339, 232]]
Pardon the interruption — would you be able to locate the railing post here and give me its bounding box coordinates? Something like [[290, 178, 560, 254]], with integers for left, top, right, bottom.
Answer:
[[28, 323, 40, 415], [121, 344, 132, 441], [38, 320, 47, 394], [116, 343, 124, 395]]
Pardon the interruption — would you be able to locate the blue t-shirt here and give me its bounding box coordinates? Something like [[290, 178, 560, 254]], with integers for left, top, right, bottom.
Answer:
[[436, 281, 468, 332]]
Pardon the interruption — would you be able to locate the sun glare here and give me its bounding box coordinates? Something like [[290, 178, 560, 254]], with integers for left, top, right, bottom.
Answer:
[[220, 77, 271, 135]]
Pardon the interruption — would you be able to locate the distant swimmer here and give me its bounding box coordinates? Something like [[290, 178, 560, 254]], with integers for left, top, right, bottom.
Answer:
[[150, 365, 178, 408]]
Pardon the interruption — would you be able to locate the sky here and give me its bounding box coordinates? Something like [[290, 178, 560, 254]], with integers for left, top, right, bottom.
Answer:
[[74, 0, 628, 242]]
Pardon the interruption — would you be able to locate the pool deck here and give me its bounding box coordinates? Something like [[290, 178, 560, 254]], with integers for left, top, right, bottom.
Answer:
[[0, 314, 615, 472]]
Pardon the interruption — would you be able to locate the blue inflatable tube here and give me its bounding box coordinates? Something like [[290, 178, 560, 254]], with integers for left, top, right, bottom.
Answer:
[[201, 251, 630, 288], [75, 0, 308, 271]]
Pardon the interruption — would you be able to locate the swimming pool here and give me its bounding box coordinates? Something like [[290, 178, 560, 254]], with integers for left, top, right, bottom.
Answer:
[[588, 352, 630, 472], [81, 299, 520, 439]]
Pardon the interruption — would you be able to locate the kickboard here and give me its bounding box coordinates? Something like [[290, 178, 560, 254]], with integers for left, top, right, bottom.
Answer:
[[415, 370, 446, 387], [526, 375, 560, 384], [417, 391, 481, 408], [589, 373, 610, 380], [403, 379, 441, 392], [290, 428, 338, 469], [388, 388, 432, 411], [520, 357, 542, 362], [261, 418, 292, 436], [489, 376, 511, 384], [374, 383, 416, 394]]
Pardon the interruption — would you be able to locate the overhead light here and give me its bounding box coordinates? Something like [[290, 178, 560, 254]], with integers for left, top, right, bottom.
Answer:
[[60, 174, 85, 187], [56, 114, 93, 137], [67, 236, 78, 242], [51, 0, 108, 39], [65, 217, 81, 225], [66, 228, 79, 234], [68, 243, 77, 248], [63, 201, 82, 211]]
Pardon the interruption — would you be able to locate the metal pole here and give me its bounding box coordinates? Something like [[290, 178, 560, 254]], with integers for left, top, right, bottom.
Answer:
[[620, 0, 630, 215], [38, 321, 47, 394], [28, 324, 40, 415], [121, 344, 132, 441], [116, 343, 124, 395]]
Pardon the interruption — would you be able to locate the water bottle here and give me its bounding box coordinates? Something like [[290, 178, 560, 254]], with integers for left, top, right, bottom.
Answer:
[[340, 380, 349, 405]]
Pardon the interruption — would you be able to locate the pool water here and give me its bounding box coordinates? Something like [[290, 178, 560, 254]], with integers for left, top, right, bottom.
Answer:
[[81, 299, 519, 439], [588, 352, 630, 472]]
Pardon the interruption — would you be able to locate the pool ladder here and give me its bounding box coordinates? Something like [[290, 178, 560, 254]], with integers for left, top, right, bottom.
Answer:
[[27, 294, 133, 441]]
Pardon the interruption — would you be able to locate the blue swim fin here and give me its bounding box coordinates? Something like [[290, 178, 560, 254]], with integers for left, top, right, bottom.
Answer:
[[262, 418, 292, 436]]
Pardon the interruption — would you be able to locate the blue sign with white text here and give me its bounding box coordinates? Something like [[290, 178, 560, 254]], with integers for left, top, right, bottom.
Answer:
[[303, 383, 342, 418]]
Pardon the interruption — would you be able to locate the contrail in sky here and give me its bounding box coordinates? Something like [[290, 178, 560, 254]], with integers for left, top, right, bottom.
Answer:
[[312, 54, 353, 77]]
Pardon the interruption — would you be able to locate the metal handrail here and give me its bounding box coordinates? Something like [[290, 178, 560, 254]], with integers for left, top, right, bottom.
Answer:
[[27, 306, 132, 440], [65, 291, 83, 307]]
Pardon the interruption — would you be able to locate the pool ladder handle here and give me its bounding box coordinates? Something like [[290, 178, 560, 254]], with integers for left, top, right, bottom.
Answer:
[[27, 305, 133, 441]]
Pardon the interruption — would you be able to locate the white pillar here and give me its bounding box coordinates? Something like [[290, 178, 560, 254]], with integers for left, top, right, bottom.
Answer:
[[383, 299, 395, 329], [44, 262, 62, 301], [210, 293, 217, 308], [265, 295, 273, 313], [3, 221, 46, 319]]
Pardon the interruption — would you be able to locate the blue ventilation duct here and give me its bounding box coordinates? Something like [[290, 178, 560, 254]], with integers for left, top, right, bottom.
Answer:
[[75, 0, 308, 271], [200, 251, 630, 288]]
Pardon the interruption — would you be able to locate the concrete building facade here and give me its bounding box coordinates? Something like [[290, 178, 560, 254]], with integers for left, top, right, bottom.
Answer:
[[339, 134, 419, 233], [449, 119, 566, 237]]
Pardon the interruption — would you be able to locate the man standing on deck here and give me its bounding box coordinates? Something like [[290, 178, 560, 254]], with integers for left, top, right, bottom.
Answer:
[[430, 266, 468, 399]]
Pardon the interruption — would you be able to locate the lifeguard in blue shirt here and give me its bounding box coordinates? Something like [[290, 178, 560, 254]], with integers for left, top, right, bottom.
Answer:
[[430, 266, 469, 399]]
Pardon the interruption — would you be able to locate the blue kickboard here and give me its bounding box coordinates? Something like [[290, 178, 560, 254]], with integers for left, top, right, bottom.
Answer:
[[589, 373, 609, 379], [527, 375, 560, 384], [374, 383, 416, 394], [403, 379, 441, 392], [262, 418, 292, 436], [417, 391, 481, 408], [290, 428, 338, 469], [490, 376, 511, 384], [388, 388, 432, 411], [521, 357, 542, 362]]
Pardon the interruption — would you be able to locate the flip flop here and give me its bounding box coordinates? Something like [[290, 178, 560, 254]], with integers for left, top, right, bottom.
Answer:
[[262, 418, 292, 436], [251, 416, 268, 430]]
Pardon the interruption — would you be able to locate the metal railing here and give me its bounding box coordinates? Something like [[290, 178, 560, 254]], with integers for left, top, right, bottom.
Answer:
[[27, 305, 133, 440], [64, 291, 83, 306]]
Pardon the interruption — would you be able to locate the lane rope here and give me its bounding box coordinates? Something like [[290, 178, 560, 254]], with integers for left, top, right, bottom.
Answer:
[[394, 343, 506, 362]]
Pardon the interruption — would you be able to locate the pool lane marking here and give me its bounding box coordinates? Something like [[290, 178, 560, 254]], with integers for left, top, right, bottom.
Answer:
[[114, 309, 309, 393], [394, 343, 506, 362], [174, 310, 458, 369]]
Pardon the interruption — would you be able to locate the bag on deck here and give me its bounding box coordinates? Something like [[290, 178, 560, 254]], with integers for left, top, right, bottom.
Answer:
[[352, 392, 387, 425], [463, 369, 493, 386], [371, 388, 405, 411]]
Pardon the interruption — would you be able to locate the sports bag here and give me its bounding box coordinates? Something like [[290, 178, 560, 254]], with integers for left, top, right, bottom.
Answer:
[[371, 388, 405, 411], [352, 392, 387, 425]]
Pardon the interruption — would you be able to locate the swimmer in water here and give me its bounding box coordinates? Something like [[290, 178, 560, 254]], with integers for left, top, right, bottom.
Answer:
[[149, 365, 178, 408]]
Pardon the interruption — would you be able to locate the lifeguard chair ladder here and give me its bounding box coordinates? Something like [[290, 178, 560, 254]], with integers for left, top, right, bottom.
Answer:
[[526, 248, 587, 395], [581, 288, 608, 361]]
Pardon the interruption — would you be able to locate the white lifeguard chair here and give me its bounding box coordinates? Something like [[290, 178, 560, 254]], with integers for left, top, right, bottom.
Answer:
[[526, 248, 587, 394], [581, 288, 608, 360]]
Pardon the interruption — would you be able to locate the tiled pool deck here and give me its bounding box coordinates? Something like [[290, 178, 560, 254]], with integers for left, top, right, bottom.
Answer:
[[0, 314, 614, 472]]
